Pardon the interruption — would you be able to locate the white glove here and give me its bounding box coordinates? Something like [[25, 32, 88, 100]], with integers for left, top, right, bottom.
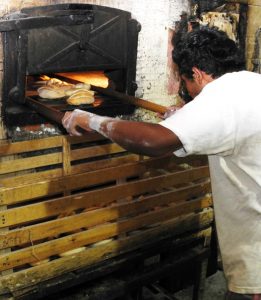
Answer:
[[62, 109, 94, 136]]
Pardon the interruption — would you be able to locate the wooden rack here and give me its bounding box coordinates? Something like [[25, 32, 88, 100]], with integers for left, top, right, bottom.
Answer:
[[0, 134, 214, 299]]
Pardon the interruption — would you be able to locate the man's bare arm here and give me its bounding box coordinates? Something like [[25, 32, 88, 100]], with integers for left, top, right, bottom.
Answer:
[[62, 109, 182, 157]]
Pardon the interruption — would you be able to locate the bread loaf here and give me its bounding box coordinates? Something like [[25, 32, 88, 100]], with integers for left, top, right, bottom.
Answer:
[[67, 90, 95, 105], [75, 83, 91, 90], [37, 86, 66, 99], [37, 78, 94, 102], [65, 88, 95, 97]]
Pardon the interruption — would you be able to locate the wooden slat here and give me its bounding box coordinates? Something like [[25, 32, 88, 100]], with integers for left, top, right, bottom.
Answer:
[[0, 136, 63, 156], [0, 166, 210, 222], [0, 135, 116, 176], [0, 134, 106, 157], [62, 136, 71, 176], [0, 205, 13, 277], [170, 155, 208, 165], [0, 196, 212, 272], [0, 142, 125, 176], [0, 182, 212, 248], [0, 154, 140, 187], [0, 160, 151, 204], [0, 209, 214, 294], [0, 168, 63, 187], [71, 143, 126, 161], [7, 229, 212, 299], [0, 136, 206, 177], [70, 154, 140, 174], [0, 158, 209, 206], [1, 201, 213, 271], [0, 152, 63, 175]]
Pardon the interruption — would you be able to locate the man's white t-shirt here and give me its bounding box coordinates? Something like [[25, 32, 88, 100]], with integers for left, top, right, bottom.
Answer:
[[160, 71, 261, 294]]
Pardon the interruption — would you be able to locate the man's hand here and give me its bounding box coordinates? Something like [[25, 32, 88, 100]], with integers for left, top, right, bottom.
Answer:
[[62, 109, 94, 136], [157, 105, 181, 120]]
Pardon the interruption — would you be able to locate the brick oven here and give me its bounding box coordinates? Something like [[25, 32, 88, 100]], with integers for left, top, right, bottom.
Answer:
[[0, 3, 140, 129], [0, 2, 215, 300]]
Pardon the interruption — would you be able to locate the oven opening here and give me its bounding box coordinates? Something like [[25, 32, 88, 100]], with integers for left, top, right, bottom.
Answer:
[[26, 71, 110, 111], [24, 68, 135, 124]]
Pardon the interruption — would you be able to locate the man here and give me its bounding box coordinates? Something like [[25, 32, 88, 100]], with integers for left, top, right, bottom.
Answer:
[[62, 27, 261, 299]]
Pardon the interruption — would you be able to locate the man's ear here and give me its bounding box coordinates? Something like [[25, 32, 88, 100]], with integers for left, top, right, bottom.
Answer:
[[192, 67, 203, 84]]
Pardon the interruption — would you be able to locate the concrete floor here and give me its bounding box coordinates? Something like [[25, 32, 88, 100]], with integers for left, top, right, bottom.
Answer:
[[174, 270, 227, 300], [50, 270, 227, 299]]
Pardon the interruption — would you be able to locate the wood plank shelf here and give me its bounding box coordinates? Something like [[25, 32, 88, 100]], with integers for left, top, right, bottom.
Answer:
[[0, 134, 214, 299]]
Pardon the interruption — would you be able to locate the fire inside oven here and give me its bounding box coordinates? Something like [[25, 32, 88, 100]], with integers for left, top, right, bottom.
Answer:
[[0, 3, 140, 127]]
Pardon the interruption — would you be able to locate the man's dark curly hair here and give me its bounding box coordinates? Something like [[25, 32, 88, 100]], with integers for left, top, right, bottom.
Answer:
[[172, 26, 245, 79]]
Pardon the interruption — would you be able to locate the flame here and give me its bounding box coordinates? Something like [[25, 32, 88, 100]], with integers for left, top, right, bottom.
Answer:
[[56, 71, 109, 88]]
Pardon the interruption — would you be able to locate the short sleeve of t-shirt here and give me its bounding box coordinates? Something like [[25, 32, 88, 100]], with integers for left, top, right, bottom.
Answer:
[[160, 79, 236, 157]]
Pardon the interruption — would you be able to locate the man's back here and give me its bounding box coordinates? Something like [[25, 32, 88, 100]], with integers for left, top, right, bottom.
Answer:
[[160, 70, 261, 293]]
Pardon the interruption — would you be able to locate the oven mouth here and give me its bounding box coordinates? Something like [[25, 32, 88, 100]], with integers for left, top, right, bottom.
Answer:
[[24, 70, 136, 122], [22, 69, 137, 129], [26, 71, 110, 112]]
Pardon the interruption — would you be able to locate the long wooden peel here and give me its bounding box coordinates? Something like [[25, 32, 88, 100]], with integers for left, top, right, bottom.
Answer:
[[55, 73, 168, 114], [26, 88, 168, 125], [26, 97, 65, 124], [91, 85, 168, 115]]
